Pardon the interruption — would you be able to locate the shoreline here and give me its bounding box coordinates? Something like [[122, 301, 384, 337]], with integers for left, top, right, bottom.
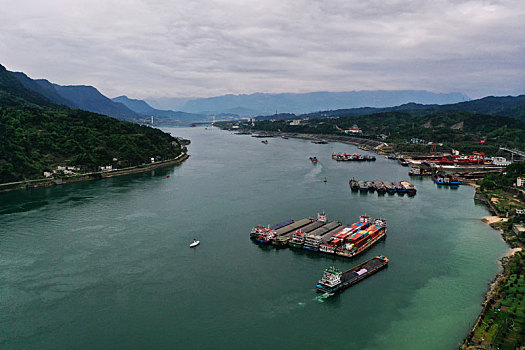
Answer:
[[462, 196, 524, 348], [0, 152, 190, 193], [231, 129, 385, 149]]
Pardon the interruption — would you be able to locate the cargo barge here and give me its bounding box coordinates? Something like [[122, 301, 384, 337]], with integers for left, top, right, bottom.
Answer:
[[335, 219, 387, 258], [349, 180, 416, 196], [251, 214, 389, 259], [400, 181, 417, 196], [432, 172, 461, 186], [316, 256, 389, 294], [332, 152, 376, 161], [319, 216, 371, 254], [256, 218, 312, 244], [303, 221, 343, 251]]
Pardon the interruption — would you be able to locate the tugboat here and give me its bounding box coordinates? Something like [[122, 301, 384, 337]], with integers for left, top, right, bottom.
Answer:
[[261, 140, 268, 144], [309, 156, 318, 163], [316, 256, 389, 294]]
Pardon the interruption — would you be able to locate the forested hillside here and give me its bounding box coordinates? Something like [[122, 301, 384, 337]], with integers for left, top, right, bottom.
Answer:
[[0, 64, 183, 183], [246, 111, 525, 155]]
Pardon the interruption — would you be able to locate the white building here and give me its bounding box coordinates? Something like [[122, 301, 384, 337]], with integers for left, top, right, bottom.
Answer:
[[289, 119, 302, 126], [517, 177, 524, 187], [344, 125, 362, 134]]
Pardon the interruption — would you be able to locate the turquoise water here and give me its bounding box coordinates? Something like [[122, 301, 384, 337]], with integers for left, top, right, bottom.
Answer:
[[0, 127, 508, 349]]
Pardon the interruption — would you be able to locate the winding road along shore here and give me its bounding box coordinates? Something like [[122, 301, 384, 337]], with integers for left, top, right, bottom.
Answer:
[[0, 152, 190, 193]]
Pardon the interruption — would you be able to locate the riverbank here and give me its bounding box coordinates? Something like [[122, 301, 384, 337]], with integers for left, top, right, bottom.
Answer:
[[0, 152, 190, 193], [461, 191, 525, 349], [229, 129, 385, 149]]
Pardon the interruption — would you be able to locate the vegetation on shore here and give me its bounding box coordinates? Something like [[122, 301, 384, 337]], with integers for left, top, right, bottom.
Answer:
[[463, 251, 525, 349], [219, 110, 525, 156], [463, 163, 525, 349], [0, 64, 185, 183]]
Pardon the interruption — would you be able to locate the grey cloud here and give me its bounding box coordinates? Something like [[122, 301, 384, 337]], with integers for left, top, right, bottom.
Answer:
[[0, 0, 523, 99]]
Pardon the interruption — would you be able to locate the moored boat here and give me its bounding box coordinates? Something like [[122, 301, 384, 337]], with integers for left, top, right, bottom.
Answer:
[[349, 178, 359, 192], [394, 182, 405, 194], [375, 181, 387, 194], [400, 181, 417, 195], [358, 180, 368, 192], [319, 216, 371, 254], [397, 158, 409, 166], [316, 256, 389, 294], [335, 218, 387, 258], [385, 182, 396, 194]]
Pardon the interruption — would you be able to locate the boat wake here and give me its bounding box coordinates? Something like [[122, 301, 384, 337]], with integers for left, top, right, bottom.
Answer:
[[314, 293, 333, 302], [305, 163, 323, 181]]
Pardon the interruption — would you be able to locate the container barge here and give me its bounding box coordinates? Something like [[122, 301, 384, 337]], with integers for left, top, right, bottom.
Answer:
[[335, 219, 387, 258], [251, 214, 388, 259], [319, 216, 371, 254], [316, 256, 389, 294]]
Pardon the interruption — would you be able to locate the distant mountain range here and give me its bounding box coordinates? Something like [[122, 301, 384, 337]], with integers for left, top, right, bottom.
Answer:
[[12, 71, 140, 121], [147, 90, 470, 116], [10, 71, 209, 123], [291, 95, 525, 121], [111, 95, 206, 123]]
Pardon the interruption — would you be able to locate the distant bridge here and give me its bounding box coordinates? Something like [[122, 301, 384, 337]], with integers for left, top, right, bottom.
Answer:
[[499, 147, 525, 160]]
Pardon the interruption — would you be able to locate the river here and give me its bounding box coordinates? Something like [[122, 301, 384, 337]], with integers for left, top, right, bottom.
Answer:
[[0, 127, 509, 349]]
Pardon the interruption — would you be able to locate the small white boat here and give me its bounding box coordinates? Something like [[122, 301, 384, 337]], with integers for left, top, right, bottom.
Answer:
[[190, 239, 200, 248]]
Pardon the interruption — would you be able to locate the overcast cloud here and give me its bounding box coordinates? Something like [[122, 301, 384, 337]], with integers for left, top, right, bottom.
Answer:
[[0, 0, 524, 99]]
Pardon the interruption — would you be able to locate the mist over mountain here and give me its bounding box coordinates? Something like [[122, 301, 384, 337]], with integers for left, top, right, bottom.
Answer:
[[149, 90, 469, 116]]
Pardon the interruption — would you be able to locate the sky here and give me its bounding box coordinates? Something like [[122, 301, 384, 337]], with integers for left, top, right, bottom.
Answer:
[[0, 0, 524, 99]]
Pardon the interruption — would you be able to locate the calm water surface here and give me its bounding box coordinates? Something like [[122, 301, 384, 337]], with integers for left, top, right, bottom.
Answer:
[[0, 127, 509, 349]]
